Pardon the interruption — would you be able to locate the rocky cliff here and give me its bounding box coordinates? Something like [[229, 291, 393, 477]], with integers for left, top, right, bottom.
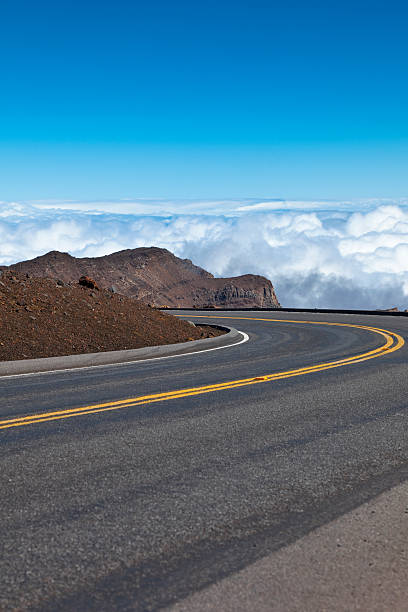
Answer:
[[1, 247, 280, 308]]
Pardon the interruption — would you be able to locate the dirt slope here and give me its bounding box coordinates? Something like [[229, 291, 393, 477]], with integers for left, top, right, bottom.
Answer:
[[0, 271, 223, 361]]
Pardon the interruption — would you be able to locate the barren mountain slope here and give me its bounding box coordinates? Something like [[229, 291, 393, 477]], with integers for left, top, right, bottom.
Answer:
[[2, 247, 280, 308]]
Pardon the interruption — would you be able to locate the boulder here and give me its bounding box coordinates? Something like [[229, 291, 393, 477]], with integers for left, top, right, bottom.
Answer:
[[78, 275, 99, 290]]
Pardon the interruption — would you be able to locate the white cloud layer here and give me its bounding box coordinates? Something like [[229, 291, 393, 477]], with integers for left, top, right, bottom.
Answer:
[[1, 198, 408, 309]]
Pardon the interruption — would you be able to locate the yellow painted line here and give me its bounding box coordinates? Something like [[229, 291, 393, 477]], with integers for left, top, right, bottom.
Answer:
[[0, 318, 404, 430]]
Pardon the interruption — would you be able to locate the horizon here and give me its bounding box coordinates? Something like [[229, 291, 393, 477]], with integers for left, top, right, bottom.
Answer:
[[1, 1, 407, 308], [2, 2, 408, 607], [2, 197, 408, 310]]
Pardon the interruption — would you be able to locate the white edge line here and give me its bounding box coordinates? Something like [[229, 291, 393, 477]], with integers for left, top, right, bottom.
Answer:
[[0, 330, 249, 381]]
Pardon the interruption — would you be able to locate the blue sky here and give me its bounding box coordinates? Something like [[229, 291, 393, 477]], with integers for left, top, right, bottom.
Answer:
[[0, 0, 407, 200]]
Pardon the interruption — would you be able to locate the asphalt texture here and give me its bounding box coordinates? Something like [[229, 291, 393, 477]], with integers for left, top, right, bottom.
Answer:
[[170, 480, 408, 612], [1, 310, 408, 611]]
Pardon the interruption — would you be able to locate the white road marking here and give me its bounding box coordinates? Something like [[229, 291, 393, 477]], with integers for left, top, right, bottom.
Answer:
[[0, 331, 249, 381]]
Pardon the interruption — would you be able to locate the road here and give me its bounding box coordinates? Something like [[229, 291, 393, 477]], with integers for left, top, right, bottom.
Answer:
[[0, 310, 407, 611]]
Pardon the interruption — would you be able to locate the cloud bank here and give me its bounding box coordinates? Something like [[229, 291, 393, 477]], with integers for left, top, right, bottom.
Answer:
[[1, 198, 408, 309]]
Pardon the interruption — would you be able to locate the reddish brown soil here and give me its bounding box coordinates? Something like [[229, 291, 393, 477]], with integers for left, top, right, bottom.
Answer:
[[0, 272, 224, 362]]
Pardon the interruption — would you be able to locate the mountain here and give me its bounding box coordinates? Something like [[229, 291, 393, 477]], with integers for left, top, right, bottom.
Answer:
[[1, 247, 280, 308]]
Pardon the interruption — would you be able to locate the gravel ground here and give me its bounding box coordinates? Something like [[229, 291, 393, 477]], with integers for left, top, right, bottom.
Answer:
[[0, 271, 223, 361]]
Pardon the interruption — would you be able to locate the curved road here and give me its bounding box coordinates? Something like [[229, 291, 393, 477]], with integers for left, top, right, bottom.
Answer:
[[1, 311, 408, 611]]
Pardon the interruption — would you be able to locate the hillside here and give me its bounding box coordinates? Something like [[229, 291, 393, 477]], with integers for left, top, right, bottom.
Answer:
[[0, 271, 223, 361], [1, 247, 280, 308]]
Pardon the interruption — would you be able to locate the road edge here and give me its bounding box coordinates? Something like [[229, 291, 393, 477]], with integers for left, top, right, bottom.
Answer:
[[0, 325, 247, 377]]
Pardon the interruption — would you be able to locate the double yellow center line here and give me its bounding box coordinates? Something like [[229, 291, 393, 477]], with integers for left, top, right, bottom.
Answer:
[[0, 317, 404, 430]]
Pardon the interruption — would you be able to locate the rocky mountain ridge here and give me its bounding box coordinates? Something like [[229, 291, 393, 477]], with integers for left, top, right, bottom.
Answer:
[[1, 247, 280, 308]]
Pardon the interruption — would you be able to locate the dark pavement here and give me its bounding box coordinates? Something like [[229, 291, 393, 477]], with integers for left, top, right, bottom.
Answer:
[[1, 311, 407, 611]]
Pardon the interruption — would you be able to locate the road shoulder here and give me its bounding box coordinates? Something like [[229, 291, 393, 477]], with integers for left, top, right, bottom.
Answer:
[[169, 481, 408, 611], [0, 325, 246, 377]]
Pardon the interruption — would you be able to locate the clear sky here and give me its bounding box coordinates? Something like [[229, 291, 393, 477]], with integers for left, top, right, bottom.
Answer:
[[0, 0, 407, 200]]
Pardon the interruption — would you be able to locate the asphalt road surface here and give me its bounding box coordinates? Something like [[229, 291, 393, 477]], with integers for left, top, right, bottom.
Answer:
[[1, 310, 408, 611]]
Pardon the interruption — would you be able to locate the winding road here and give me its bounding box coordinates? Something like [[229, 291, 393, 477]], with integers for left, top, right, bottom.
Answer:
[[1, 310, 408, 611]]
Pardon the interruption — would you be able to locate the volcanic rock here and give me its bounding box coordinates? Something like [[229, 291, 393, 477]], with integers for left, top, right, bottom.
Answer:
[[1, 247, 280, 308], [79, 275, 99, 290]]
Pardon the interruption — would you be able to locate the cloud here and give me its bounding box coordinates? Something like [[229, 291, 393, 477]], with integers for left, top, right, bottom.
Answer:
[[1, 198, 408, 309]]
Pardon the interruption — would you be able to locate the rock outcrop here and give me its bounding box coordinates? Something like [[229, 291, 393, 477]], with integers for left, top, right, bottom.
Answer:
[[1, 247, 280, 308]]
